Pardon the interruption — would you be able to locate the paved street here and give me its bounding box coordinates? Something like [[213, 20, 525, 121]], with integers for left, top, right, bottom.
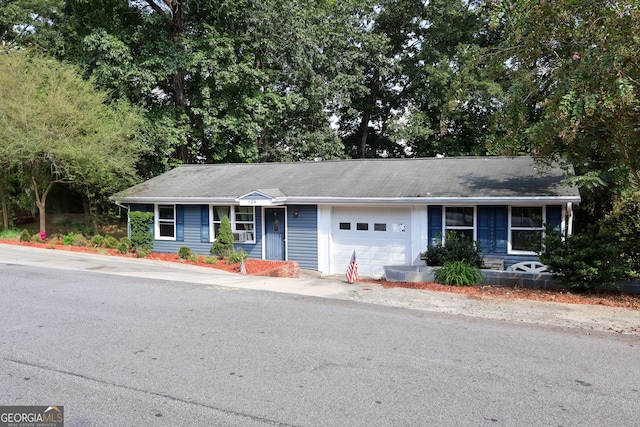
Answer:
[[1, 246, 639, 426]]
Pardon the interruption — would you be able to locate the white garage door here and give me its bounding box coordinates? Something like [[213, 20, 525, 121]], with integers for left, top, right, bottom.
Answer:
[[331, 207, 411, 278]]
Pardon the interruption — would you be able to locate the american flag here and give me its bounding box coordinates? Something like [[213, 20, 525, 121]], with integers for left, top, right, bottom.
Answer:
[[346, 250, 358, 284], [240, 257, 247, 275]]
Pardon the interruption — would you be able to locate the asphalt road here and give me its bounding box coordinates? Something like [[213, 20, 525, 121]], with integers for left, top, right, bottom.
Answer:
[[1, 258, 639, 426]]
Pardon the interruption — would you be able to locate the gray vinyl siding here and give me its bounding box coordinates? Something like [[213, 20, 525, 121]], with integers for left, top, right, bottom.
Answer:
[[287, 205, 318, 270]]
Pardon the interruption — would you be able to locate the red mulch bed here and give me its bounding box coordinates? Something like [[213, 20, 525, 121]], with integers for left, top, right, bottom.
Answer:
[[367, 278, 640, 310], [145, 252, 290, 275], [3, 238, 639, 310], [0, 239, 291, 275]]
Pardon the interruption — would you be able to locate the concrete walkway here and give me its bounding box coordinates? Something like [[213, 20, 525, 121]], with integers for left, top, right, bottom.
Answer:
[[1, 243, 639, 336]]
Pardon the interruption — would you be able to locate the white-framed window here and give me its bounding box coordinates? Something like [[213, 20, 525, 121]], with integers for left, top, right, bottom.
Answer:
[[510, 206, 544, 253], [444, 206, 475, 241], [211, 206, 255, 243], [156, 204, 176, 240]]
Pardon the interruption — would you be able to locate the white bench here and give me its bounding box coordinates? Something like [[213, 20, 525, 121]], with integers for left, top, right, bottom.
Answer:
[[507, 261, 549, 273]]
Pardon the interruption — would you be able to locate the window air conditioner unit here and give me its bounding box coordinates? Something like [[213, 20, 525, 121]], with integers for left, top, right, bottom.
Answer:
[[233, 232, 249, 242]]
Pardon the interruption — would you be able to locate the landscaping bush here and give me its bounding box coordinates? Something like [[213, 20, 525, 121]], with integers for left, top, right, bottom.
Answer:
[[0, 229, 21, 240], [434, 261, 482, 286], [20, 229, 31, 242], [61, 232, 75, 246], [210, 216, 234, 259], [600, 191, 640, 276], [103, 235, 119, 249], [539, 225, 628, 292], [227, 248, 248, 265], [203, 256, 218, 265], [77, 225, 97, 237], [117, 241, 129, 254], [423, 231, 483, 267], [129, 211, 154, 253], [178, 246, 193, 260], [30, 233, 44, 243], [90, 234, 104, 247], [72, 234, 88, 247], [136, 249, 149, 258]]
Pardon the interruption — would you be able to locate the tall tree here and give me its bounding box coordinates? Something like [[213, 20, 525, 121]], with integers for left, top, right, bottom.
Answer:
[[50, 1, 360, 165], [338, 0, 426, 158], [337, 0, 502, 159], [0, 49, 144, 234], [488, 0, 640, 194], [399, 0, 503, 158]]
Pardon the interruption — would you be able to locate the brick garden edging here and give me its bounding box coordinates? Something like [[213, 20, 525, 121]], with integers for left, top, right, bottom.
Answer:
[[252, 261, 300, 278]]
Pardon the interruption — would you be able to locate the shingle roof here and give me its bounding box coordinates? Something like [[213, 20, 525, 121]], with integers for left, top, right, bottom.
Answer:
[[112, 157, 580, 204]]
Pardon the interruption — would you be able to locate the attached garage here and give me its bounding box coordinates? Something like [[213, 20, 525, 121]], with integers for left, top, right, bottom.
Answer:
[[330, 207, 412, 278]]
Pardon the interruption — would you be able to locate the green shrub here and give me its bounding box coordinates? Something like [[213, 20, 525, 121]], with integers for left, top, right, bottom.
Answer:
[[117, 241, 129, 254], [210, 216, 234, 259], [136, 249, 149, 258], [90, 234, 104, 247], [227, 248, 248, 265], [103, 235, 119, 249], [129, 211, 154, 253], [77, 225, 97, 237], [119, 237, 131, 248], [0, 229, 21, 240], [424, 231, 483, 267], [61, 232, 75, 246], [203, 256, 218, 265], [188, 254, 200, 263], [178, 246, 193, 259], [72, 234, 88, 247], [31, 233, 44, 243], [600, 191, 640, 276], [434, 261, 482, 286], [539, 225, 627, 292], [20, 229, 31, 242]]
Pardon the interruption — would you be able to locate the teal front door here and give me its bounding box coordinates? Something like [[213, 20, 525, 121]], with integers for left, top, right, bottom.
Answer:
[[265, 208, 286, 260]]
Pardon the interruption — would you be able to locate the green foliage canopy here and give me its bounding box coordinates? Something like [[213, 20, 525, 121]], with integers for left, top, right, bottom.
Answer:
[[0, 48, 145, 234], [489, 0, 640, 193]]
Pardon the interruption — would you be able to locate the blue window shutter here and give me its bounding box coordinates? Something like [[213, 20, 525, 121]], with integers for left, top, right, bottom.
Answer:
[[546, 205, 563, 234], [428, 206, 443, 247], [477, 206, 508, 253], [477, 206, 492, 252], [200, 205, 210, 242], [493, 206, 508, 253], [176, 205, 184, 241]]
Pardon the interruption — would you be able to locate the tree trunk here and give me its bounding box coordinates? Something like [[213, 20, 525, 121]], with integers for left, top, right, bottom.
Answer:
[[167, 2, 190, 164], [145, 1, 189, 163], [357, 72, 379, 158], [358, 108, 371, 159], [37, 202, 46, 236], [31, 176, 55, 236], [0, 183, 8, 231]]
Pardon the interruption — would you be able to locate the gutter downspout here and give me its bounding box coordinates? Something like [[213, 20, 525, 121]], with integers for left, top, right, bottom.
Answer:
[[114, 201, 131, 238]]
